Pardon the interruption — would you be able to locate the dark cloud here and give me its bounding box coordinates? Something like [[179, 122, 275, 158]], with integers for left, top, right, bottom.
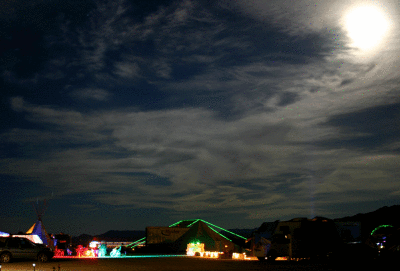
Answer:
[[340, 78, 354, 86], [277, 91, 299, 106], [108, 172, 173, 187], [318, 103, 400, 150]]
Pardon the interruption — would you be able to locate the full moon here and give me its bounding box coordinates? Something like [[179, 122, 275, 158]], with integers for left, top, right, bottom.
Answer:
[[344, 6, 390, 50]]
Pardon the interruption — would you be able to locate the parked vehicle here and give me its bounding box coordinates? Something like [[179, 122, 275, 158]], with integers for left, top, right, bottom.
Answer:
[[0, 236, 54, 263], [254, 217, 342, 261]]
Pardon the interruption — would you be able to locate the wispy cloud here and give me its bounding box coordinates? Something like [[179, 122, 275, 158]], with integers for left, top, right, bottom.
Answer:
[[3, 93, 399, 218], [0, 0, 399, 231], [70, 88, 112, 101]]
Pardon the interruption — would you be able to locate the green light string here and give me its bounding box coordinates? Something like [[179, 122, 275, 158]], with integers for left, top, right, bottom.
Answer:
[[127, 237, 146, 248], [200, 219, 247, 240], [371, 224, 393, 235], [186, 219, 201, 228], [208, 226, 232, 242], [127, 218, 247, 247], [168, 220, 184, 227]]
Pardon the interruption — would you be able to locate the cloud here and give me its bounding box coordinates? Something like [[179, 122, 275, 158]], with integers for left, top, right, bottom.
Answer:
[[3, 95, 399, 218], [114, 62, 141, 79], [318, 103, 400, 150], [70, 88, 112, 101], [10, 97, 25, 112], [1, 0, 399, 224], [232, 0, 399, 36]]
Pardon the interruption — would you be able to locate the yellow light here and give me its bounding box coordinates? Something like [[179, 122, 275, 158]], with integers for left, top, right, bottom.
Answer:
[[186, 243, 205, 256], [85, 250, 94, 257]]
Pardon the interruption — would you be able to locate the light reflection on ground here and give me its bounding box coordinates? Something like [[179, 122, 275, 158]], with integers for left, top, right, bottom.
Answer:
[[53, 255, 188, 259]]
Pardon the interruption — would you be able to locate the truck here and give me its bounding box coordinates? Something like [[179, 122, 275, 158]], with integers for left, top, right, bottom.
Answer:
[[254, 217, 342, 261]]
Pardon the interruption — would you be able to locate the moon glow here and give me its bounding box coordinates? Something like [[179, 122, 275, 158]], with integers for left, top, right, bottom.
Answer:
[[345, 6, 390, 51]]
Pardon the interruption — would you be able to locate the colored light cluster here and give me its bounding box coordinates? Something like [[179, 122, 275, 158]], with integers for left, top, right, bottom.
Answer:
[[54, 248, 65, 257], [186, 242, 205, 256], [198, 251, 222, 258], [54, 255, 187, 259], [89, 241, 100, 248], [110, 246, 121, 257], [98, 244, 107, 257], [232, 253, 250, 260], [55, 219, 249, 260], [186, 243, 252, 260]]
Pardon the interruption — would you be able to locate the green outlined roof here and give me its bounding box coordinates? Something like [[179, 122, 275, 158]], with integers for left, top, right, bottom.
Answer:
[[127, 219, 247, 248]]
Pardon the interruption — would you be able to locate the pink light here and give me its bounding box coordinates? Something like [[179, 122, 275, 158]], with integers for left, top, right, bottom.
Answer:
[[54, 256, 98, 259]]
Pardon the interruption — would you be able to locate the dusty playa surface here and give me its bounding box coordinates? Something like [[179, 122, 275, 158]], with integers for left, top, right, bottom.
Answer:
[[0, 257, 334, 271], [0, 256, 390, 271]]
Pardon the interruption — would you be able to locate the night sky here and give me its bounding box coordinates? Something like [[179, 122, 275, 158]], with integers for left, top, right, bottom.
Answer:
[[1, 0, 399, 236]]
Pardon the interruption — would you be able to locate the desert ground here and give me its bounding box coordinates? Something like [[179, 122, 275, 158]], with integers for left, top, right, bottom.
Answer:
[[0, 256, 389, 271]]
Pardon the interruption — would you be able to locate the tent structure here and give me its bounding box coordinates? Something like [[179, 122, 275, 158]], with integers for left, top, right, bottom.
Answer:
[[129, 219, 247, 254], [12, 234, 43, 244], [26, 199, 53, 248], [26, 220, 52, 247], [170, 220, 237, 253]]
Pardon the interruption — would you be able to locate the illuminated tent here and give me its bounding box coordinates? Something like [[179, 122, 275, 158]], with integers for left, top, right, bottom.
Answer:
[[26, 220, 52, 247], [27, 199, 53, 248], [12, 234, 43, 244], [171, 220, 237, 253], [0, 231, 10, 237], [128, 219, 248, 254]]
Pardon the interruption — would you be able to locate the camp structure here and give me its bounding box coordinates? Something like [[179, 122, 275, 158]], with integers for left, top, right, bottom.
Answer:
[[172, 220, 238, 253], [26, 220, 52, 246], [0, 231, 10, 237], [129, 219, 247, 255], [12, 234, 44, 244], [26, 200, 53, 248]]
